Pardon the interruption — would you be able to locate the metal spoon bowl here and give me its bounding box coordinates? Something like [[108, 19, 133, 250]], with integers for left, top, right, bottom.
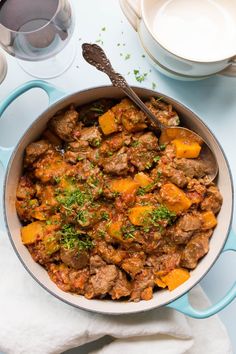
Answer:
[[82, 43, 218, 182]]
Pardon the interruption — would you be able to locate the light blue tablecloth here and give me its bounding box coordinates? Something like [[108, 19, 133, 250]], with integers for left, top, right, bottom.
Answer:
[[0, 0, 235, 352]]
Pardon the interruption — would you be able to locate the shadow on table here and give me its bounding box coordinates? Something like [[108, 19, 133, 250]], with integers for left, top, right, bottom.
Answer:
[[64, 336, 114, 354]]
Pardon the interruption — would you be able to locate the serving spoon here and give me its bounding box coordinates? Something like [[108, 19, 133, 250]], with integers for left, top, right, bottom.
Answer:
[[82, 43, 218, 181]]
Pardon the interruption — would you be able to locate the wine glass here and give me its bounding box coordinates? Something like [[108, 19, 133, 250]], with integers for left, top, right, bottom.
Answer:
[[0, 51, 7, 83], [0, 0, 76, 78]]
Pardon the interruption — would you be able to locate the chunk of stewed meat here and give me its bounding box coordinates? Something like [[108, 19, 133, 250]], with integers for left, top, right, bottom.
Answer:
[[64, 141, 93, 164], [16, 176, 36, 200], [128, 132, 159, 171], [146, 253, 181, 273], [130, 269, 154, 302], [33, 150, 69, 183], [148, 97, 180, 126], [48, 264, 89, 293], [109, 270, 131, 300], [16, 199, 38, 222], [89, 265, 118, 296], [96, 241, 125, 265], [168, 213, 203, 245], [89, 255, 106, 274], [27, 240, 60, 266], [49, 107, 78, 141], [128, 148, 156, 171], [121, 253, 146, 278], [102, 152, 129, 175], [60, 247, 89, 270], [74, 159, 101, 181], [100, 132, 132, 155], [24, 139, 51, 166], [180, 231, 212, 269], [175, 158, 209, 178], [138, 132, 159, 150], [79, 126, 102, 147], [201, 185, 223, 214], [158, 164, 187, 188]]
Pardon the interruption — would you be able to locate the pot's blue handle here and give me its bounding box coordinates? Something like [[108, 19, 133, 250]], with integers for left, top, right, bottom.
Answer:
[[166, 229, 236, 318], [0, 80, 66, 169]]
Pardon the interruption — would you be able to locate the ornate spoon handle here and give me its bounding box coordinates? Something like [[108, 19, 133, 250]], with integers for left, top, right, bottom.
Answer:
[[82, 43, 163, 130]]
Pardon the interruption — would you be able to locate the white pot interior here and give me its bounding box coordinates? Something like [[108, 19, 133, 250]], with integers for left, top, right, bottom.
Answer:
[[4, 86, 233, 314]]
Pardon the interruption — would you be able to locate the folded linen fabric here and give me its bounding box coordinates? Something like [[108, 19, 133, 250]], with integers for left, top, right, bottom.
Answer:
[[0, 230, 232, 354]]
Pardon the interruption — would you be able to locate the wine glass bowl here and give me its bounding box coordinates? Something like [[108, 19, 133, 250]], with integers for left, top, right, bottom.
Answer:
[[0, 0, 76, 78]]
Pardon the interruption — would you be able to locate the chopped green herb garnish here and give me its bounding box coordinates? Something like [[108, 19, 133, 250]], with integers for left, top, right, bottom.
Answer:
[[137, 175, 162, 195], [131, 140, 139, 147], [101, 211, 109, 220], [89, 107, 104, 114], [125, 53, 131, 60], [96, 39, 104, 45], [87, 176, 99, 188], [54, 176, 61, 184], [150, 205, 176, 226], [133, 69, 148, 83], [145, 161, 153, 169], [142, 54, 146, 58], [112, 191, 120, 198], [77, 210, 89, 225], [101, 27, 106, 31], [117, 43, 120, 46], [77, 156, 84, 161], [98, 229, 106, 238], [122, 225, 136, 239], [98, 188, 103, 195], [159, 144, 166, 151], [153, 156, 160, 163], [152, 82, 156, 90], [93, 139, 101, 147], [57, 188, 91, 211], [60, 224, 94, 251], [46, 220, 52, 225]]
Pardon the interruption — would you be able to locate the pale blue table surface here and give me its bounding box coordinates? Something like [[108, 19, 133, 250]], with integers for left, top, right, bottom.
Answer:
[[0, 0, 236, 353]]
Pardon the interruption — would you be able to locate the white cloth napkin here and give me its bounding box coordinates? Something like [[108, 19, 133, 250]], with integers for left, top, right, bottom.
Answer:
[[0, 230, 232, 354]]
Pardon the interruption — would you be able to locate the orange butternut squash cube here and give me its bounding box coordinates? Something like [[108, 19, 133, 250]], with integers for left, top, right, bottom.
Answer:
[[43, 234, 60, 255], [111, 98, 134, 112], [107, 221, 123, 241], [134, 172, 153, 187], [201, 211, 217, 229], [128, 205, 154, 226], [172, 138, 201, 158], [122, 115, 147, 132], [31, 210, 47, 221], [109, 178, 139, 194], [155, 278, 167, 288], [161, 268, 190, 291], [160, 183, 192, 213], [21, 221, 45, 245], [99, 110, 118, 135]]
